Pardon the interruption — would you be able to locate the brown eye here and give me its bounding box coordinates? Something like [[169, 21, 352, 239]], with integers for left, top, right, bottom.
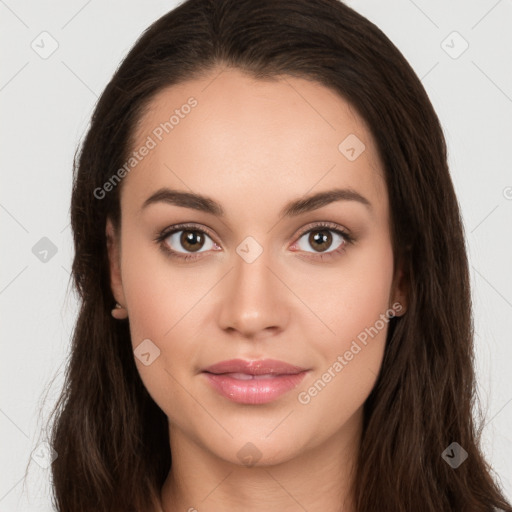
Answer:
[[296, 227, 347, 254], [308, 229, 333, 252], [179, 230, 206, 252], [163, 228, 216, 255]]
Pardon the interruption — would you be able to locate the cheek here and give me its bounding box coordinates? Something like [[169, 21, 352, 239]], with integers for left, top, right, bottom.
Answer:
[[119, 231, 195, 341], [298, 232, 395, 350], [295, 236, 394, 411], [296, 334, 386, 435], [119, 234, 208, 407]]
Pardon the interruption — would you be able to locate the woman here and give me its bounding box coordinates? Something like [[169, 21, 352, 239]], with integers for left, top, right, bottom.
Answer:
[[45, 0, 512, 510]]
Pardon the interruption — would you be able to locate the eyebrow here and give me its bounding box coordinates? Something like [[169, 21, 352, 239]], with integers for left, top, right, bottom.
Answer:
[[140, 187, 373, 217]]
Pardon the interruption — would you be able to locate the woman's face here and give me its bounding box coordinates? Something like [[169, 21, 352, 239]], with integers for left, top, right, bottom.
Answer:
[[107, 67, 406, 467]]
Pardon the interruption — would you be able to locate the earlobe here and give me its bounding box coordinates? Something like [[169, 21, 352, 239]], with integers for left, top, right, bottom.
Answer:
[[106, 218, 127, 317], [111, 302, 128, 320]]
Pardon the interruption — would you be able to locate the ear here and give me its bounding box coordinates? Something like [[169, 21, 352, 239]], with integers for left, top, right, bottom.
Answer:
[[390, 256, 408, 317], [106, 217, 126, 307]]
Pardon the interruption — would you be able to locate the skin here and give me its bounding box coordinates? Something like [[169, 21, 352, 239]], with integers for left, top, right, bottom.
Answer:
[[107, 66, 407, 512]]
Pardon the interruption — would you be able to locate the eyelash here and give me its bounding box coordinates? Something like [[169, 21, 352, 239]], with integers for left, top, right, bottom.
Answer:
[[154, 221, 354, 262]]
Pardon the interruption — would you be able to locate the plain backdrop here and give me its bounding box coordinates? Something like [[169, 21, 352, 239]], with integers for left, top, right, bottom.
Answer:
[[1, 0, 511, 509]]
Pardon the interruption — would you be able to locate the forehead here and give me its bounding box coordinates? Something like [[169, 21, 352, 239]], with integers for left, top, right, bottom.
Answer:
[[123, 67, 387, 220]]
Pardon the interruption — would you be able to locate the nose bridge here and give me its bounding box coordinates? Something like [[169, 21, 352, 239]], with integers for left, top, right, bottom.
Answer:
[[234, 239, 273, 294], [217, 235, 288, 337]]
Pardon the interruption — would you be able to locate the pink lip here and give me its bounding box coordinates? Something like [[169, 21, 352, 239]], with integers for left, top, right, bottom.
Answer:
[[202, 358, 309, 405], [203, 358, 307, 375]]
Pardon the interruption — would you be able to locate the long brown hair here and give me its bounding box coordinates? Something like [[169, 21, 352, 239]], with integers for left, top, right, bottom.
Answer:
[[41, 0, 511, 510]]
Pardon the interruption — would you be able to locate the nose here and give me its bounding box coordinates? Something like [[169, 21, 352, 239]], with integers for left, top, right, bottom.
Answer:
[[217, 245, 290, 340]]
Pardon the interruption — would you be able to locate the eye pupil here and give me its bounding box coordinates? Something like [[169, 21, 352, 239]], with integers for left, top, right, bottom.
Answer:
[[181, 230, 204, 252], [309, 230, 332, 252]]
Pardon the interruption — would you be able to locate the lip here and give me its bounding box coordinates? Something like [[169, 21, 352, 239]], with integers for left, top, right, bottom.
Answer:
[[202, 358, 309, 405], [203, 358, 307, 375]]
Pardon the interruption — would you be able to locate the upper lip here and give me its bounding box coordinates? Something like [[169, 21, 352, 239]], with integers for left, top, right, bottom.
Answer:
[[203, 358, 307, 376]]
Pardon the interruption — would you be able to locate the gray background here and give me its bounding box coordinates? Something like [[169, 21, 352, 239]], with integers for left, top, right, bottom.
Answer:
[[1, 0, 511, 509]]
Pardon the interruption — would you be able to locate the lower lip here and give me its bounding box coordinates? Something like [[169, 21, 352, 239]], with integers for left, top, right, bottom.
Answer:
[[203, 371, 308, 404]]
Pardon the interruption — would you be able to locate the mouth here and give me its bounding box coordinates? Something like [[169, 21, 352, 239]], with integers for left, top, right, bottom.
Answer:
[[202, 359, 309, 404]]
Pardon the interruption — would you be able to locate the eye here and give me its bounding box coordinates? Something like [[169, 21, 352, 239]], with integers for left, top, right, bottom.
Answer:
[[155, 221, 354, 262], [291, 222, 353, 261], [156, 224, 220, 261]]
